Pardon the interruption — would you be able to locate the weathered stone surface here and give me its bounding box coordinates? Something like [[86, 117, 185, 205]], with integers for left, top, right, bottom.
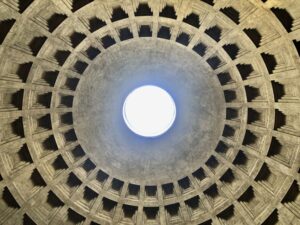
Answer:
[[0, 0, 299, 224]]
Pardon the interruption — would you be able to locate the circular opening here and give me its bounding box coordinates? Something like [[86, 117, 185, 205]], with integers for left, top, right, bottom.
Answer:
[[123, 85, 176, 137]]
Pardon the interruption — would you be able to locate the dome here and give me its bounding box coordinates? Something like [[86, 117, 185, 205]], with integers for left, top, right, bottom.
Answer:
[[0, 0, 299, 224]]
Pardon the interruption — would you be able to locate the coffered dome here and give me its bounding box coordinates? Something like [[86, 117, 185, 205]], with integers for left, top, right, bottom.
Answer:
[[0, 0, 299, 224]]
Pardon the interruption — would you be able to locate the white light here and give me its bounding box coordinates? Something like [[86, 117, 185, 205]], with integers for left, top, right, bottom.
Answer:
[[123, 85, 176, 137]]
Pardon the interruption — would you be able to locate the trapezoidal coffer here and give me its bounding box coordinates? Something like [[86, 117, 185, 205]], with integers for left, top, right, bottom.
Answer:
[[0, 0, 299, 225]]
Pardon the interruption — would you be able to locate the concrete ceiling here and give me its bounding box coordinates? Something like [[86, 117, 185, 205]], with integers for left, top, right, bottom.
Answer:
[[0, 0, 299, 224]]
